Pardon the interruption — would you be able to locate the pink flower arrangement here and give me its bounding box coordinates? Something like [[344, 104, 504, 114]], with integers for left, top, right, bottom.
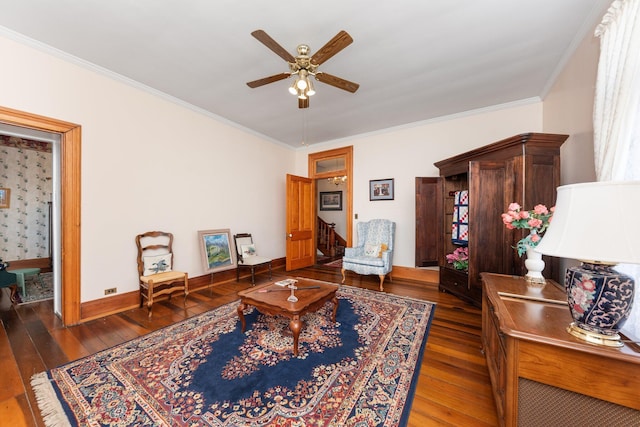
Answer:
[[446, 246, 469, 271], [501, 202, 554, 256]]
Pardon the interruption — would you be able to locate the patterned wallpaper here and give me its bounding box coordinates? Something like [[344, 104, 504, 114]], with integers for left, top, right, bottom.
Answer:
[[0, 136, 53, 261]]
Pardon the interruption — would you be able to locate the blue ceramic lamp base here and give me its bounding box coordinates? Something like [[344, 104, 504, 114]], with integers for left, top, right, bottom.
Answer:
[[565, 262, 635, 348]]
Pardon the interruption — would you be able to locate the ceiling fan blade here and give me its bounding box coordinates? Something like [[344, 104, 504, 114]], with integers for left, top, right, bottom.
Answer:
[[251, 30, 296, 63], [298, 97, 309, 109], [310, 31, 353, 66], [315, 72, 359, 93], [246, 73, 291, 88]]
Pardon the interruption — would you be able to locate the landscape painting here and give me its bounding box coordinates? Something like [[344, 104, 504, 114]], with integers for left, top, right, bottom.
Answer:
[[198, 229, 237, 273]]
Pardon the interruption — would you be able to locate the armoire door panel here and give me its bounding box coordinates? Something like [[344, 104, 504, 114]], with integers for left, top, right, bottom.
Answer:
[[415, 177, 442, 267]]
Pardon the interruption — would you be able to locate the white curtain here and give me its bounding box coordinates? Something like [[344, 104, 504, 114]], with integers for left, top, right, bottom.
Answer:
[[593, 0, 640, 340], [593, 0, 640, 180]]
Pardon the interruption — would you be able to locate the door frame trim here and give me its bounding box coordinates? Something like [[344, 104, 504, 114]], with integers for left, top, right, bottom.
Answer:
[[0, 106, 81, 325], [308, 146, 353, 248]]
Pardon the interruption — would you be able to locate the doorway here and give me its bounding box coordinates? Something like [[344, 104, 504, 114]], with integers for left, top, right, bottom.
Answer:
[[0, 125, 59, 309], [0, 106, 81, 325], [308, 146, 353, 263]]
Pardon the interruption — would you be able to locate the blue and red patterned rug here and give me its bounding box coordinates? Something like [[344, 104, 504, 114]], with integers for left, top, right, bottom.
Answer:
[[32, 284, 435, 426]]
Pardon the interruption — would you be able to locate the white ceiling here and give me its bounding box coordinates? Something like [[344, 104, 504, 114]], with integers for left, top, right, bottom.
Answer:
[[0, 1, 611, 148]]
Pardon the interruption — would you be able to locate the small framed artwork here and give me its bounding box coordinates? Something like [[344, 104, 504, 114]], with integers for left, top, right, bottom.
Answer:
[[197, 229, 237, 273], [0, 188, 9, 209], [320, 191, 343, 211], [370, 179, 394, 201]]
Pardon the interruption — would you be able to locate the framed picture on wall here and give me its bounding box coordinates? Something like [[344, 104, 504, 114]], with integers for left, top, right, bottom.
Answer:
[[0, 188, 10, 209], [320, 191, 343, 211], [197, 229, 237, 273], [370, 179, 394, 201]]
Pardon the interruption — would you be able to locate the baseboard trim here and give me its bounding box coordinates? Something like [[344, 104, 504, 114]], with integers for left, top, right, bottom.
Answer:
[[392, 266, 439, 283], [79, 260, 436, 323], [80, 257, 287, 323]]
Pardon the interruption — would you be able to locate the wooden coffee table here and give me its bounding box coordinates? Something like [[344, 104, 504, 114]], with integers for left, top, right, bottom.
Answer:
[[237, 278, 339, 356]]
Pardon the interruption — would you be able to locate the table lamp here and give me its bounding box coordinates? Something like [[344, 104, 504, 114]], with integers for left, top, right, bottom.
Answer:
[[535, 181, 640, 347]]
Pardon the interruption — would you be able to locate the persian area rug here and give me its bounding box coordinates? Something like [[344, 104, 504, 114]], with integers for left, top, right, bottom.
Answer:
[[18, 272, 53, 304], [31, 284, 435, 427], [323, 259, 343, 268]]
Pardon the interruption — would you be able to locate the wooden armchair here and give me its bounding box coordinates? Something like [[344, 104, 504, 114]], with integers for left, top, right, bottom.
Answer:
[[136, 231, 189, 317]]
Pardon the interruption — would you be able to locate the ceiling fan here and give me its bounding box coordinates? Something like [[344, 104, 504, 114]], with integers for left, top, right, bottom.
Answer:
[[246, 30, 360, 109]]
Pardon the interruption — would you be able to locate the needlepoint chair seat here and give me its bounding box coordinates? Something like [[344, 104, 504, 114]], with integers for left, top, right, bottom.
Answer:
[[234, 233, 272, 286], [136, 231, 189, 317], [342, 219, 396, 291]]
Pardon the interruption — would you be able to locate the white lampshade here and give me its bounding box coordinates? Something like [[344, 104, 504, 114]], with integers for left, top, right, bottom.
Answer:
[[535, 181, 640, 265]]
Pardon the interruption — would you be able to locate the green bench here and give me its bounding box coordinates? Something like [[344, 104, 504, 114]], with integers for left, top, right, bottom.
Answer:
[[7, 267, 42, 298]]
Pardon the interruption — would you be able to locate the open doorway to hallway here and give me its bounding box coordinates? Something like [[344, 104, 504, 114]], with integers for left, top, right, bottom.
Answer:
[[0, 124, 61, 310], [316, 177, 347, 266], [0, 106, 81, 325], [307, 146, 353, 268]]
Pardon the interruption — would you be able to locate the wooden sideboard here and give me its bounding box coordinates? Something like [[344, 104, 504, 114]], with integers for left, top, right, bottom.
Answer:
[[481, 273, 640, 427]]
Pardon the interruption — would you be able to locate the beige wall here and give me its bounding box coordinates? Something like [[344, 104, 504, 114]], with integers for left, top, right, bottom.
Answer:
[[0, 17, 600, 302], [299, 101, 544, 267], [541, 21, 602, 280], [301, 19, 604, 269], [543, 24, 600, 184], [0, 34, 294, 302]]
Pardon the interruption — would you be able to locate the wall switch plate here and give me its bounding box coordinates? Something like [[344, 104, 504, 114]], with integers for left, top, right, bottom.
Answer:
[[355, 213, 358, 219], [104, 288, 117, 295]]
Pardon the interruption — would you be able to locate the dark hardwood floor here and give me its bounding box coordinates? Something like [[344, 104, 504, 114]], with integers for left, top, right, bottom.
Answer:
[[0, 265, 498, 426]]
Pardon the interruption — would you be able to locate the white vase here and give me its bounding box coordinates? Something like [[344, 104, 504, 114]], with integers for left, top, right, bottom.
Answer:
[[525, 248, 546, 285]]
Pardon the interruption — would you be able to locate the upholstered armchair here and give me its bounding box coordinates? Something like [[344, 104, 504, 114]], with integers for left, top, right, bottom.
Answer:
[[341, 219, 396, 291]]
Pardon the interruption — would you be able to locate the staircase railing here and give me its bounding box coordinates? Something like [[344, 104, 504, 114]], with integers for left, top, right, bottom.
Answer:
[[317, 217, 346, 257]]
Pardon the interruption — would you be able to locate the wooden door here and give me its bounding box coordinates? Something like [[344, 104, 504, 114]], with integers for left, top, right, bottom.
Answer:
[[468, 160, 514, 289], [415, 177, 442, 267], [286, 174, 315, 270]]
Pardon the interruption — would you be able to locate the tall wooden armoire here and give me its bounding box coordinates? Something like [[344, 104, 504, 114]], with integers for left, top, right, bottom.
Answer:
[[434, 133, 568, 306]]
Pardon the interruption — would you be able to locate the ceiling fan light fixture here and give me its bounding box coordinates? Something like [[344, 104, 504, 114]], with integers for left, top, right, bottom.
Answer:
[[288, 81, 298, 95], [296, 69, 310, 91], [306, 79, 316, 96], [248, 30, 358, 109], [296, 79, 307, 90]]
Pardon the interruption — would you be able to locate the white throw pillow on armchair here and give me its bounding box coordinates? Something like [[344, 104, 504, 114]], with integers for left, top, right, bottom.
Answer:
[[142, 254, 172, 276], [364, 244, 381, 257]]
